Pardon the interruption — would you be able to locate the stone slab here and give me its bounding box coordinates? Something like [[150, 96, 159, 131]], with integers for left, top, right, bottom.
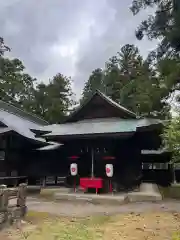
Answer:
[[55, 192, 127, 205], [139, 183, 160, 193], [41, 183, 163, 204], [127, 183, 162, 202]]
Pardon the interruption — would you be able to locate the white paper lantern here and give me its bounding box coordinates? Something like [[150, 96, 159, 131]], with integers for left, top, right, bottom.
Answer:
[[105, 164, 113, 177], [70, 163, 78, 176]]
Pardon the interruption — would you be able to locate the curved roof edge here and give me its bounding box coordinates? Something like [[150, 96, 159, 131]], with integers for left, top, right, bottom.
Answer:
[[0, 100, 48, 126]]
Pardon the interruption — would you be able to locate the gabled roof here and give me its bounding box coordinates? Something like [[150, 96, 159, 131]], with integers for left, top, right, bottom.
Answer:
[[65, 90, 137, 122], [97, 91, 136, 117]]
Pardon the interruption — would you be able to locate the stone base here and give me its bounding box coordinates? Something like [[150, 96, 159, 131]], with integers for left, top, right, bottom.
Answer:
[[55, 192, 127, 205], [42, 183, 163, 204], [127, 192, 162, 202], [127, 183, 162, 202]]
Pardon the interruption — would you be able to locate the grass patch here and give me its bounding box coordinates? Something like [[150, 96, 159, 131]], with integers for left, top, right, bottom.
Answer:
[[172, 232, 180, 240], [25, 211, 55, 223], [38, 189, 56, 200], [7, 211, 180, 240]]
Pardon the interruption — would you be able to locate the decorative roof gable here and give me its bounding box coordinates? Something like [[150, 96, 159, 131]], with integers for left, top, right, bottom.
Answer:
[[65, 90, 136, 123]]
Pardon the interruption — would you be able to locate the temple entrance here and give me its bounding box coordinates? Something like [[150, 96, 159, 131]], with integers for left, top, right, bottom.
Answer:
[[66, 136, 141, 193]]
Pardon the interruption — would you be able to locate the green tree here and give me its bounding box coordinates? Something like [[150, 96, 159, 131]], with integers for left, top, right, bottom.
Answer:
[[0, 37, 10, 56], [81, 44, 180, 118], [104, 44, 170, 118], [81, 68, 105, 102], [0, 37, 10, 79], [130, 0, 180, 57], [0, 57, 35, 107], [30, 83, 49, 117], [162, 116, 180, 163], [0, 37, 75, 123], [104, 45, 145, 105], [32, 73, 74, 123]]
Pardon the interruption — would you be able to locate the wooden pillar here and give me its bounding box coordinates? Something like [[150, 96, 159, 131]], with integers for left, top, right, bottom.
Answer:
[[55, 176, 58, 185], [173, 163, 177, 184], [17, 183, 27, 217], [0, 185, 8, 223]]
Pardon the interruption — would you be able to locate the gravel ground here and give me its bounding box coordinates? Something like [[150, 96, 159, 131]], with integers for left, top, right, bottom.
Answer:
[[27, 197, 180, 217], [2, 197, 180, 239]]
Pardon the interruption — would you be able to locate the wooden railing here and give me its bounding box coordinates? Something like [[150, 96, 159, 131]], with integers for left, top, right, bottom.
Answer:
[[0, 183, 27, 228]]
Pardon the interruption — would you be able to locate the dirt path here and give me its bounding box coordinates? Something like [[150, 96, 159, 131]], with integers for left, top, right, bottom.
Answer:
[[27, 197, 180, 217]]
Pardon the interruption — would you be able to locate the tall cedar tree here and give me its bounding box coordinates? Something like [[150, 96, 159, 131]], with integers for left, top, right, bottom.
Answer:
[[0, 37, 74, 123], [81, 68, 105, 102], [104, 44, 170, 118], [31, 73, 74, 123], [131, 0, 180, 57], [81, 44, 176, 118], [0, 58, 35, 106]]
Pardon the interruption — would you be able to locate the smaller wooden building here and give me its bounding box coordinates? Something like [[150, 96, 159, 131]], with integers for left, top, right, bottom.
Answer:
[[0, 100, 60, 185]]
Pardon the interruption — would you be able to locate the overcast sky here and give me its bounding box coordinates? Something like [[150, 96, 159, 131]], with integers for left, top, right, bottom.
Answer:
[[0, 0, 157, 98]]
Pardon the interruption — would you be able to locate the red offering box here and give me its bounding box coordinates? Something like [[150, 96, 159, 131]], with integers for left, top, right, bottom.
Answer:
[[80, 178, 103, 192]]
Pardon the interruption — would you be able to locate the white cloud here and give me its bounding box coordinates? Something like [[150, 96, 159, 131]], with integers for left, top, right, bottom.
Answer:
[[0, 0, 157, 98]]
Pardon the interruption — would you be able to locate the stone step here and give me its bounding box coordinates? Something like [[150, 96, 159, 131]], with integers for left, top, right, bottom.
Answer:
[[140, 183, 160, 193], [55, 192, 128, 205]]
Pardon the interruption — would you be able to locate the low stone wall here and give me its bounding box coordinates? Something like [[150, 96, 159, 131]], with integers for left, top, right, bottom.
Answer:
[[0, 183, 27, 229]]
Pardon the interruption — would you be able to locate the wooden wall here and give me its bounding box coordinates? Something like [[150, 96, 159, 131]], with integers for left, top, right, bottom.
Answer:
[[0, 125, 173, 188]]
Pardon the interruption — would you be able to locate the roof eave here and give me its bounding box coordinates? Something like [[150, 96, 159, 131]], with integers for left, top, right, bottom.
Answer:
[[43, 131, 135, 140]]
